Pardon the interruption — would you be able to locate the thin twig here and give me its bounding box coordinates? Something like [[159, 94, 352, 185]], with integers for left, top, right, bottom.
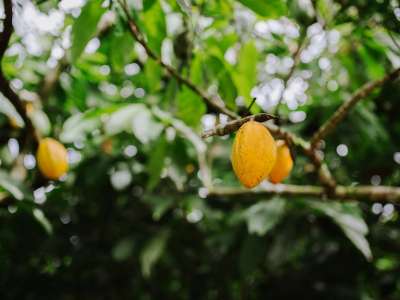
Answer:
[[201, 113, 277, 138], [265, 123, 336, 190], [246, 97, 257, 114], [118, 0, 238, 119], [208, 184, 400, 204], [116, 0, 400, 201], [387, 29, 400, 54], [0, 0, 39, 145], [311, 67, 400, 147]]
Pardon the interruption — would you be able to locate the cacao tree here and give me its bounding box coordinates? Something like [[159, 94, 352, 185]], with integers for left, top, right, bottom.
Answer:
[[1, 0, 400, 299]]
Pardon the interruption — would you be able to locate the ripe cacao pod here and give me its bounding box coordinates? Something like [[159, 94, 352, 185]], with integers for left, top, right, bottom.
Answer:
[[231, 121, 277, 188], [269, 140, 293, 184], [36, 138, 68, 180]]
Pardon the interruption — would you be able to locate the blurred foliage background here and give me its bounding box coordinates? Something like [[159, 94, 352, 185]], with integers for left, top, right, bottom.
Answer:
[[1, 0, 400, 299]]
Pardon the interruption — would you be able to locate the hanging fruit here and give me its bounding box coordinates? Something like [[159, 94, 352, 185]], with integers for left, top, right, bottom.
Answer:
[[36, 138, 69, 180], [231, 121, 277, 188], [269, 140, 293, 184]]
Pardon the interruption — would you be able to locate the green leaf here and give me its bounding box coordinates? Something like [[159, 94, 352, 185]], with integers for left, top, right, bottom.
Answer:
[[358, 44, 385, 80], [177, 86, 206, 127], [233, 41, 259, 106], [103, 103, 163, 143], [105, 104, 148, 135], [145, 59, 162, 92], [310, 202, 372, 261], [143, 0, 157, 10], [30, 109, 51, 136], [112, 238, 135, 261], [146, 135, 168, 191], [60, 113, 100, 143], [71, 0, 106, 63], [110, 31, 134, 72], [0, 171, 27, 201], [33, 208, 53, 235], [236, 0, 287, 18], [140, 1, 166, 56], [316, 0, 336, 25], [244, 198, 285, 236], [354, 105, 389, 147], [218, 69, 237, 109], [140, 230, 169, 278], [176, 0, 192, 15], [176, 58, 207, 127], [375, 257, 399, 271], [190, 54, 204, 85], [60, 105, 125, 143], [0, 92, 24, 127], [201, 54, 237, 109], [142, 195, 175, 220], [131, 108, 163, 144]]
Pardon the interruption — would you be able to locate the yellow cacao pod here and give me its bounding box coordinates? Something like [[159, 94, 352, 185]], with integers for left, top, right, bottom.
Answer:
[[36, 138, 68, 180], [269, 140, 293, 184], [231, 121, 277, 188]]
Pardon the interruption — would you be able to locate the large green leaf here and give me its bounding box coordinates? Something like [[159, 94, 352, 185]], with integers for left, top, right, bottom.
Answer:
[[244, 198, 286, 236], [33, 209, 53, 235], [143, 0, 158, 11], [105, 104, 147, 135], [145, 59, 162, 92], [140, 230, 169, 278], [233, 41, 259, 106], [30, 109, 51, 136], [176, 55, 207, 127], [110, 31, 134, 72], [202, 54, 237, 109], [60, 105, 125, 142], [0, 171, 27, 201], [71, 0, 106, 63], [60, 112, 101, 143], [140, 1, 166, 56], [142, 195, 175, 221], [236, 0, 287, 18], [0, 92, 24, 127], [146, 135, 168, 191], [112, 238, 135, 261], [131, 108, 164, 144], [310, 202, 372, 261], [177, 86, 206, 127]]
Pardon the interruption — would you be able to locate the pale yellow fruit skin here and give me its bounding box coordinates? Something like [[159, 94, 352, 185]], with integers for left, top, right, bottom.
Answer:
[[269, 140, 293, 184], [231, 121, 277, 188], [36, 138, 68, 180]]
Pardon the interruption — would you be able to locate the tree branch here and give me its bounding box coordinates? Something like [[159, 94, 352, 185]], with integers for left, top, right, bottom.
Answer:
[[265, 123, 337, 190], [311, 67, 400, 147], [117, 0, 238, 119], [0, 0, 13, 59], [208, 184, 400, 204], [117, 0, 400, 204], [202, 115, 337, 190], [0, 0, 39, 144], [38, 56, 68, 102], [201, 113, 276, 138]]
